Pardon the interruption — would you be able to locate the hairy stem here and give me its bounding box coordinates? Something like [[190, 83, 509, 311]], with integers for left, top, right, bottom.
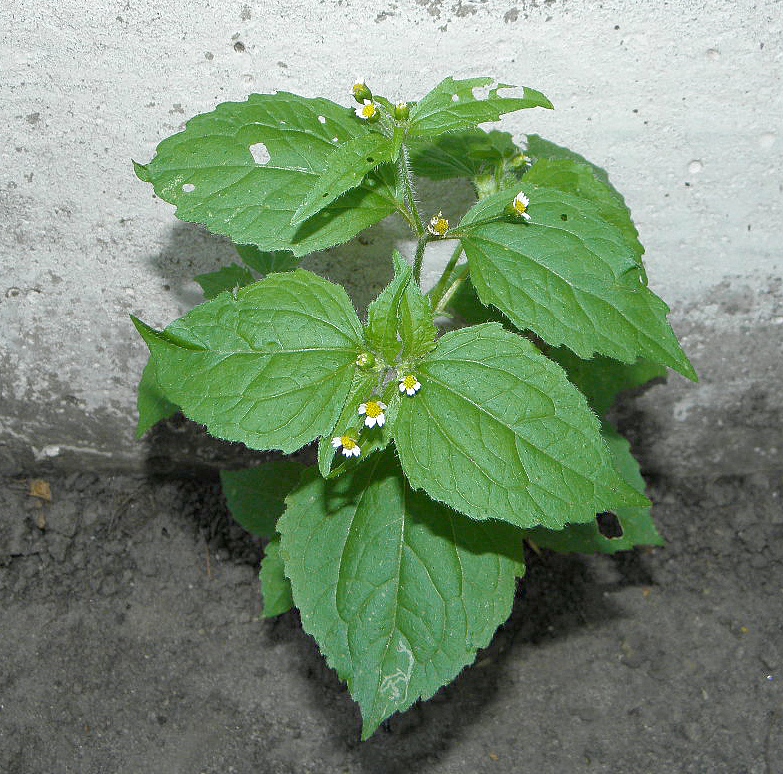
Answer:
[[413, 239, 427, 285], [399, 146, 425, 238]]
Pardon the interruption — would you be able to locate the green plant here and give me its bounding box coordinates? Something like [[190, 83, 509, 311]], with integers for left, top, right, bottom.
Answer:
[[132, 77, 696, 738]]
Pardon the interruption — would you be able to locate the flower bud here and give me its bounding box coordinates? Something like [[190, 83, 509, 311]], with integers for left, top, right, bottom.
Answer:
[[352, 79, 373, 104], [393, 101, 410, 121]]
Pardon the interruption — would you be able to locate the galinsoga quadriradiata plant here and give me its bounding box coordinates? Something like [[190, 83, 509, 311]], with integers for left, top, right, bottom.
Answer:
[[132, 77, 697, 738]]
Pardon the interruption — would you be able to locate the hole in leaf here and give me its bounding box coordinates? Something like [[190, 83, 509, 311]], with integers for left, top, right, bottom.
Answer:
[[471, 84, 494, 101], [596, 512, 624, 539], [182, 183, 195, 193], [560, 213, 568, 221], [366, 156, 375, 163], [317, 115, 326, 124], [332, 137, 339, 143], [249, 142, 271, 165], [451, 94, 460, 102]]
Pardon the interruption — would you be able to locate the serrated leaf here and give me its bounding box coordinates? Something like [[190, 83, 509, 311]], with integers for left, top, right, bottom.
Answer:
[[235, 244, 300, 275], [132, 270, 364, 454], [137, 92, 400, 256], [278, 450, 525, 738], [394, 323, 648, 531], [194, 263, 256, 300], [399, 268, 438, 361], [522, 155, 645, 268], [409, 129, 519, 181], [459, 187, 697, 380], [525, 422, 663, 554], [136, 358, 178, 438], [364, 251, 412, 364], [292, 132, 395, 226], [407, 77, 552, 140], [220, 459, 307, 539], [260, 536, 294, 617], [548, 347, 667, 417]]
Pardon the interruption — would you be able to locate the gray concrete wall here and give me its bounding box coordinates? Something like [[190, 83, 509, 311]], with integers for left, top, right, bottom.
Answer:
[[2, 0, 781, 475]]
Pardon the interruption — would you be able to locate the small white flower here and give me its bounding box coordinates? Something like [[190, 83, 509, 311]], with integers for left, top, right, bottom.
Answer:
[[427, 212, 449, 237], [358, 400, 387, 428], [331, 435, 361, 457], [512, 191, 531, 221], [355, 99, 377, 120], [399, 374, 421, 396]]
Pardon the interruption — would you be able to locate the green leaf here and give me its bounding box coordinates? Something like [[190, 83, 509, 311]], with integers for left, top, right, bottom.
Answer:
[[132, 269, 364, 454], [394, 323, 648, 531], [548, 347, 668, 417], [409, 129, 519, 181], [136, 92, 400, 257], [235, 244, 300, 275], [136, 358, 178, 438], [522, 155, 645, 268], [399, 265, 438, 362], [525, 422, 663, 554], [220, 459, 307, 539], [459, 187, 697, 380], [407, 77, 552, 140], [364, 252, 412, 365], [292, 132, 396, 226], [194, 263, 256, 300], [259, 536, 295, 617], [278, 450, 525, 738]]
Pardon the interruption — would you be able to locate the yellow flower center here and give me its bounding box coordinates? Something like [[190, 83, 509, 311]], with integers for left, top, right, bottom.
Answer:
[[429, 212, 449, 237], [513, 196, 528, 215], [360, 102, 376, 119], [341, 436, 358, 451], [402, 375, 418, 391], [364, 401, 383, 419]]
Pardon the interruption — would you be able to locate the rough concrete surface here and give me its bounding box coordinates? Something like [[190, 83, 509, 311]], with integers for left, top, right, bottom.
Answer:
[[1, 0, 782, 470]]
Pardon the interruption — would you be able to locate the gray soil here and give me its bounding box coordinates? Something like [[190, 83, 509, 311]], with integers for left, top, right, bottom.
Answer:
[[1, 459, 781, 773]]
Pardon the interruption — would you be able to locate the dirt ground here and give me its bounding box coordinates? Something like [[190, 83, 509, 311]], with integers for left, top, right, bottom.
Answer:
[[1, 457, 781, 773]]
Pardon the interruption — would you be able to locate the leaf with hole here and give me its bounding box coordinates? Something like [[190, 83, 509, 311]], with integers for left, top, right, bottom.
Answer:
[[407, 77, 552, 140], [524, 422, 664, 553], [459, 187, 697, 380], [278, 450, 525, 738], [134, 92, 400, 256]]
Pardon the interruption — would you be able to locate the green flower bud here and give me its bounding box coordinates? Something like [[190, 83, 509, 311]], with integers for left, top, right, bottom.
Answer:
[[352, 79, 373, 104], [393, 101, 410, 121]]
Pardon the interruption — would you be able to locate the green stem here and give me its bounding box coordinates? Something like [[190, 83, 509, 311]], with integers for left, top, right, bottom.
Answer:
[[399, 146, 424, 237], [433, 263, 469, 315], [413, 238, 427, 285], [428, 242, 464, 310]]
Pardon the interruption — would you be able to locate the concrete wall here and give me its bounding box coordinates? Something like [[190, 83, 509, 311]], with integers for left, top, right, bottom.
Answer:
[[1, 0, 781, 475]]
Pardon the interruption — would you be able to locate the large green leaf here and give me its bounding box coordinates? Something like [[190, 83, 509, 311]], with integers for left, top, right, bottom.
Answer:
[[134, 92, 400, 256], [220, 459, 307, 539], [525, 422, 664, 554], [259, 536, 294, 618], [407, 77, 552, 140], [459, 187, 697, 380], [132, 270, 364, 454], [136, 359, 178, 438], [393, 323, 648, 530], [194, 263, 256, 300], [292, 132, 395, 226], [548, 347, 667, 417], [278, 450, 524, 738], [409, 129, 519, 181]]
